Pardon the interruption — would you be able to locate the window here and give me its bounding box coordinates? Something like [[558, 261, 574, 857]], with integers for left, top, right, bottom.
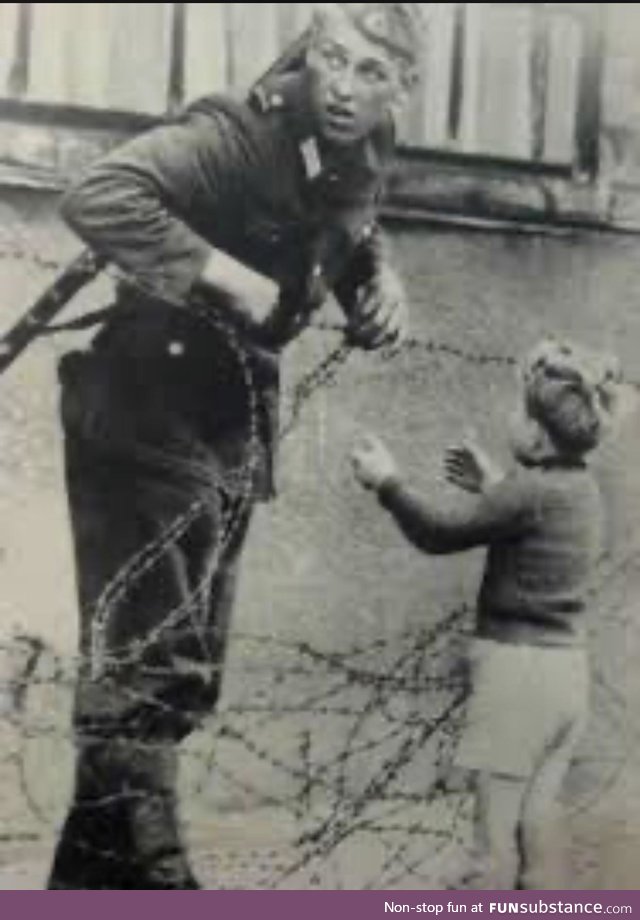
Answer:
[[0, 3, 292, 115], [400, 3, 603, 177], [0, 3, 604, 188]]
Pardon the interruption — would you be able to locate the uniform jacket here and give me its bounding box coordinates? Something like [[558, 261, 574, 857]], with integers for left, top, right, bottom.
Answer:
[[59, 70, 395, 499]]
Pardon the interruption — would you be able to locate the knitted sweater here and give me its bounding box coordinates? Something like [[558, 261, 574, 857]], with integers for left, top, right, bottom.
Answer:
[[378, 461, 603, 647]]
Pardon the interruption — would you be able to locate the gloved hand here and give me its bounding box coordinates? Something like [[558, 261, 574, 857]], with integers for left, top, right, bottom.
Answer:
[[345, 263, 409, 351]]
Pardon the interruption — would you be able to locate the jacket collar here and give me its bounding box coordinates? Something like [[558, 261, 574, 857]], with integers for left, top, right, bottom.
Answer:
[[251, 70, 394, 185]]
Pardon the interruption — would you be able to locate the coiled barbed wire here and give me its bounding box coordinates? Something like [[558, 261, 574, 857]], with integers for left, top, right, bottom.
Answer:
[[0, 242, 638, 889]]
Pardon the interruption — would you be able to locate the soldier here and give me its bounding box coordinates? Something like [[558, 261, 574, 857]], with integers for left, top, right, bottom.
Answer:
[[47, 2, 425, 889]]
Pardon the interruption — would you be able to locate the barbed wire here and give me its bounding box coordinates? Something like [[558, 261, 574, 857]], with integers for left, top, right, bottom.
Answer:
[[0, 595, 632, 888], [2, 241, 639, 390], [0, 618, 472, 886], [0, 242, 638, 889]]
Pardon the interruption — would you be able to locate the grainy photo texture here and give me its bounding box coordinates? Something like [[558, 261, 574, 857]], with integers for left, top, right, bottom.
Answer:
[[0, 1, 639, 891]]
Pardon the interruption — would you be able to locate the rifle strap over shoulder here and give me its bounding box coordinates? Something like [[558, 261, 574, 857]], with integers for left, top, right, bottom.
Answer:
[[0, 249, 104, 376]]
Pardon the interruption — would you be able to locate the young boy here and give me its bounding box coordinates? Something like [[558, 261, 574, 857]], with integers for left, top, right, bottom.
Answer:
[[351, 339, 621, 890]]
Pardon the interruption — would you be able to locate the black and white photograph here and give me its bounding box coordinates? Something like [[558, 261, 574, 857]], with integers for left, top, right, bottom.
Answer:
[[0, 1, 639, 891]]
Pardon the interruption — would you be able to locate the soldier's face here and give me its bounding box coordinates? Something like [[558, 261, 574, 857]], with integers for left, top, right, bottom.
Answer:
[[306, 9, 410, 145]]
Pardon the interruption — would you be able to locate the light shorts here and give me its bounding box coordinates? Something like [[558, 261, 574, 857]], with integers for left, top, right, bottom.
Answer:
[[454, 638, 589, 779]]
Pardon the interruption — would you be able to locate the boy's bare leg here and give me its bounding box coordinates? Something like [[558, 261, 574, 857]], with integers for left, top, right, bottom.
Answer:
[[518, 721, 584, 890], [470, 773, 527, 890]]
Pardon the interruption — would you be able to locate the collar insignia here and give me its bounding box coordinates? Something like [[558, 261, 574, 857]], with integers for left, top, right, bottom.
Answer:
[[300, 137, 322, 180]]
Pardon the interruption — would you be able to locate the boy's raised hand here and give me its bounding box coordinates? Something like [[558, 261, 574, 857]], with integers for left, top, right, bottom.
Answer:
[[351, 435, 398, 491], [444, 438, 503, 494]]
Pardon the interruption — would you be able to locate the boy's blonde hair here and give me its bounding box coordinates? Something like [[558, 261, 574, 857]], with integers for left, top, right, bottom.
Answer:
[[522, 340, 621, 457]]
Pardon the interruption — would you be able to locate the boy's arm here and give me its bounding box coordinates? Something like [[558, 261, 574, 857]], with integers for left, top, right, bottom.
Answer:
[[377, 474, 530, 555], [351, 435, 530, 555]]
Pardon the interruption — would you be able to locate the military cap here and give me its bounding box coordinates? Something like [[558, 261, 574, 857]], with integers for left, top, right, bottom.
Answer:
[[334, 3, 426, 65]]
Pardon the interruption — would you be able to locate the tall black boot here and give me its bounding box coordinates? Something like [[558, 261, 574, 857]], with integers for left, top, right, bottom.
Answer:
[[48, 737, 139, 889], [125, 742, 201, 889], [47, 738, 201, 889]]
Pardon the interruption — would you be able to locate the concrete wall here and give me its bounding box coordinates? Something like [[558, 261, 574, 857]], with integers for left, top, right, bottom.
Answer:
[[601, 5, 640, 224]]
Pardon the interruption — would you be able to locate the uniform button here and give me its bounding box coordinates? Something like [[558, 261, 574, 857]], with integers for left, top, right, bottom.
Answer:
[[312, 264, 323, 280], [168, 340, 186, 357], [362, 223, 373, 240], [270, 93, 284, 109]]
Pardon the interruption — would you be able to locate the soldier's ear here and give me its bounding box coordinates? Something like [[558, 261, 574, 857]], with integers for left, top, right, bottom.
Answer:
[[399, 59, 421, 96], [387, 79, 412, 119], [386, 57, 420, 116]]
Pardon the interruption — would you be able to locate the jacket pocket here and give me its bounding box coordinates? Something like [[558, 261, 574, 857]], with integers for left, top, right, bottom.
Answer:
[[59, 350, 109, 440], [58, 349, 154, 447]]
